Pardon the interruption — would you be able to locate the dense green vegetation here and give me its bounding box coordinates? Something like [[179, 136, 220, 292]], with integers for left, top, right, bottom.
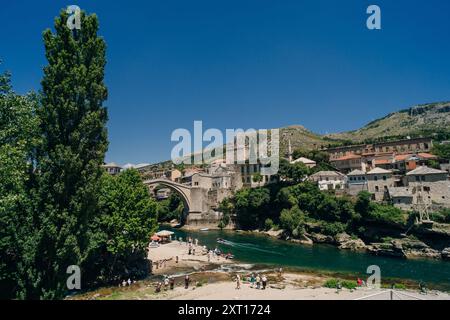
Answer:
[[155, 193, 185, 223], [0, 10, 157, 299], [432, 143, 450, 161], [83, 170, 158, 289], [430, 208, 450, 224], [0, 64, 40, 299]]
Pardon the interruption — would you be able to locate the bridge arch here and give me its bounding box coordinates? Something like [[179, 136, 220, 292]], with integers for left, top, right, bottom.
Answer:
[[143, 179, 192, 221]]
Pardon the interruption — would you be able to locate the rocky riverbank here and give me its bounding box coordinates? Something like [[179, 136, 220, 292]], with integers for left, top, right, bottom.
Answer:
[[254, 224, 450, 261]]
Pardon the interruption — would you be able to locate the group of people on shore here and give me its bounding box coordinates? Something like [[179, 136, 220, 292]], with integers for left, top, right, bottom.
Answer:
[[235, 273, 268, 290], [155, 274, 194, 293], [181, 236, 233, 262], [182, 236, 205, 257], [119, 278, 136, 287], [151, 257, 176, 271]]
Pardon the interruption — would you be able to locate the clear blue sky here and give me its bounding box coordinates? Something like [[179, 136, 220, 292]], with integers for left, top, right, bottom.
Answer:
[[2, 0, 450, 164]]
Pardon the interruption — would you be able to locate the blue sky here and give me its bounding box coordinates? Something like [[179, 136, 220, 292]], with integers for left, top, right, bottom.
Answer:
[[2, 0, 450, 164]]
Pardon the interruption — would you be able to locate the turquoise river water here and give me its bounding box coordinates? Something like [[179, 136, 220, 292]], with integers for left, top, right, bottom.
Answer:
[[166, 228, 450, 291]]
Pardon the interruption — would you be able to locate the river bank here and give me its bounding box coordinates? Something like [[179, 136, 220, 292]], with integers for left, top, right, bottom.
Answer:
[[70, 270, 450, 300], [243, 222, 450, 261], [68, 227, 450, 300], [147, 240, 234, 275]]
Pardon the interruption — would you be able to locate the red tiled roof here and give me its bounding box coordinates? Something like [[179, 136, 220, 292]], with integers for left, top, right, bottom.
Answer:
[[374, 159, 391, 165], [332, 154, 362, 161], [417, 153, 438, 159], [394, 154, 413, 161]]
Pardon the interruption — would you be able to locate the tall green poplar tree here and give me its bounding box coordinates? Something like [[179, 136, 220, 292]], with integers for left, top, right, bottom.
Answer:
[[32, 10, 108, 299]]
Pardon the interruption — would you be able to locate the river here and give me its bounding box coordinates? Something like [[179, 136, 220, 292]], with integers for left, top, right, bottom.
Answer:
[[166, 227, 450, 291]]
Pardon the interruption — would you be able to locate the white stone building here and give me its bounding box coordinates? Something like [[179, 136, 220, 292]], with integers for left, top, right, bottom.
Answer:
[[309, 171, 347, 191], [366, 167, 395, 201], [102, 162, 122, 175], [291, 157, 317, 168], [346, 169, 369, 196]]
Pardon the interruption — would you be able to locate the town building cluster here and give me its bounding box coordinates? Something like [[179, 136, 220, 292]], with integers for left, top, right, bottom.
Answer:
[[102, 137, 450, 213], [312, 137, 450, 211]]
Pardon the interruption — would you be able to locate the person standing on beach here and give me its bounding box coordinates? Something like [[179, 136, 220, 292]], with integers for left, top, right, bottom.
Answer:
[[256, 275, 261, 290], [170, 277, 175, 290], [236, 274, 241, 290], [164, 277, 169, 290], [262, 275, 267, 290], [185, 275, 190, 289], [250, 274, 255, 288]]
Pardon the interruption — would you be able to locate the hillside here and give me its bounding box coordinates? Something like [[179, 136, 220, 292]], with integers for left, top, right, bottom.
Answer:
[[325, 102, 450, 143], [151, 101, 450, 168]]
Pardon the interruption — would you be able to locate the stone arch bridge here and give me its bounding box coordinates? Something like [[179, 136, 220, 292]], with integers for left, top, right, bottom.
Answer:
[[143, 179, 222, 227]]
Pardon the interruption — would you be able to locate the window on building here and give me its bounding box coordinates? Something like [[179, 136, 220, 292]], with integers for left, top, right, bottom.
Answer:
[[383, 176, 387, 181], [374, 176, 378, 181], [375, 186, 379, 192]]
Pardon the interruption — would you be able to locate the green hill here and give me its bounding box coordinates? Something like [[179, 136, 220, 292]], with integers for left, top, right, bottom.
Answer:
[[152, 101, 450, 167], [324, 101, 450, 143]]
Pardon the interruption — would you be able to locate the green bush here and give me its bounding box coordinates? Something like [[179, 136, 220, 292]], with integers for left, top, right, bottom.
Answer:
[[368, 203, 407, 226], [341, 280, 357, 290], [321, 221, 347, 236], [324, 279, 357, 290], [280, 206, 306, 236], [430, 209, 450, 223], [324, 279, 339, 288], [264, 218, 275, 231], [393, 283, 406, 290]]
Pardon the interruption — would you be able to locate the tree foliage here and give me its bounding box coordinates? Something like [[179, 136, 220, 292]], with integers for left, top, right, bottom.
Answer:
[[278, 158, 310, 183], [280, 206, 306, 237], [25, 10, 110, 299], [432, 143, 450, 160], [0, 68, 40, 299], [156, 193, 185, 223], [82, 170, 158, 287], [1, 10, 158, 300], [234, 188, 271, 230]]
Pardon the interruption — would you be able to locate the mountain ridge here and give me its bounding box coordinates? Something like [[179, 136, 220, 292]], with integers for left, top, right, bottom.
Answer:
[[279, 101, 450, 156]]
